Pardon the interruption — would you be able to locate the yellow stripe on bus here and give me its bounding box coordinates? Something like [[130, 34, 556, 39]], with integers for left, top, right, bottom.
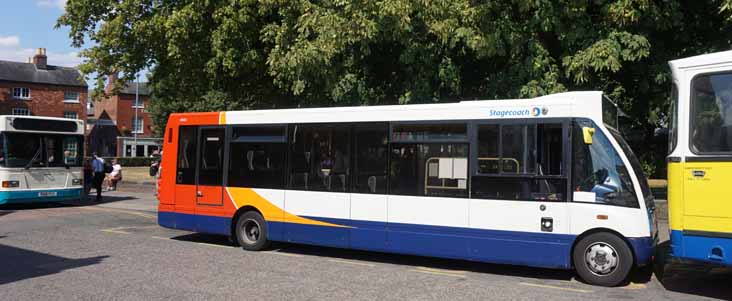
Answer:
[[219, 112, 226, 125], [226, 187, 350, 228]]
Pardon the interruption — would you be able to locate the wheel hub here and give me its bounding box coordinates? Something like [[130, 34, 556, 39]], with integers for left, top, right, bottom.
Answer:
[[584, 242, 619, 276], [242, 220, 260, 244]]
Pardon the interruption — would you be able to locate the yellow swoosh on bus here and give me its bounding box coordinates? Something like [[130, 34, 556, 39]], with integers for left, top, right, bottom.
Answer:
[[226, 187, 350, 228], [218, 112, 226, 125]]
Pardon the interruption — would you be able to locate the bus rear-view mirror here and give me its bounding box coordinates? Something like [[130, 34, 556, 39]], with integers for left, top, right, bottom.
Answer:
[[582, 127, 595, 144]]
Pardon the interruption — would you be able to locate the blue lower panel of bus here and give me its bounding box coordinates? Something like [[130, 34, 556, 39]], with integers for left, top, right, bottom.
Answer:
[[670, 230, 732, 266], [0, 188, 82, 205], [158, 211, 654, 269]]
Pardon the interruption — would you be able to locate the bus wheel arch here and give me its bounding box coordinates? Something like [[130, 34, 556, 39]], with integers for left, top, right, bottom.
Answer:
[[231, 205, 270, 251], [571, 228, 635, 287]]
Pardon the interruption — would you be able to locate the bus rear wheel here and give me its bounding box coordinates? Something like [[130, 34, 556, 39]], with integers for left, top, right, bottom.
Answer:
[[573, 232, 633, 287], [235, 211, 270, 251]]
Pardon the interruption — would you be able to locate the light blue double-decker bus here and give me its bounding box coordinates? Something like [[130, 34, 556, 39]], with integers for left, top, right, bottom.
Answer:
[[0, 115, 84, 205]]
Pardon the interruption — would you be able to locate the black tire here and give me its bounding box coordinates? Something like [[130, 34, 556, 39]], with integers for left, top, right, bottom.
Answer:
[[573, 232, 633, 287], [235, 211, 270, 251]]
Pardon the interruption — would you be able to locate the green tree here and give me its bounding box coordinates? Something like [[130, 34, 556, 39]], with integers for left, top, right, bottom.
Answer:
[[60, 0, 732, 177]]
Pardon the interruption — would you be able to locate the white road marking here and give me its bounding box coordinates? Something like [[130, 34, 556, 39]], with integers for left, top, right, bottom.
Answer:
[[81, 206, 156, 219], [519, 282, 592, 293], [328, 259, 375, 267], [262, 251, 304, 258], [412, 269, 467, 278]]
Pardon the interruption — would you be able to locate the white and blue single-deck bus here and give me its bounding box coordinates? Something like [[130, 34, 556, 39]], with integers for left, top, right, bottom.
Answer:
[[159, 91, 656, 287], [0, 116, 84, 205]]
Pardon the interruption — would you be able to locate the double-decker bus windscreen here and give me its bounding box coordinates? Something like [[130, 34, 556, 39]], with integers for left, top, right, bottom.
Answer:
[[1, 133, 83, 168]]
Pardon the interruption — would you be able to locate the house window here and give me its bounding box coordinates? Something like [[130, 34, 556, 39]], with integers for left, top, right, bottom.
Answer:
[[63, 111, 78, 119], [12, 108, 30, 115], [63, 91, 80, 103], [13, 88, 30, 99], [87, 102, 95, 116], [132, 98, 144, 108], [132, 117, 144, 134]]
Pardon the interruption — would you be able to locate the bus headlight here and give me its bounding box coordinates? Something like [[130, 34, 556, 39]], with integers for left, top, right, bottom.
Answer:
[[72, 179, 83, 185], [2, 181, 19, 188]]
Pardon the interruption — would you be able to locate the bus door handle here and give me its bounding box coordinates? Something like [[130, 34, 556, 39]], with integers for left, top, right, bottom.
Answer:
[[196, 191, 203, 197]]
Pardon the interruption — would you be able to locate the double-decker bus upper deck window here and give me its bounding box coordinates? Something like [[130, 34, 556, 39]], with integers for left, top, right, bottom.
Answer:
[[690, 72, 732, 153]]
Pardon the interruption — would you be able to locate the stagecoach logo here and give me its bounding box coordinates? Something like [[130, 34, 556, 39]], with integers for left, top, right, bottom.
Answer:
[[532, 107, 549, 116], [489, 107, 547, 118]]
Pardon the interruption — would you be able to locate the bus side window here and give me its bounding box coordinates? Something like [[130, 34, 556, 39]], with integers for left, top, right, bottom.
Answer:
[[176, 126, 197, 185], [472, 122, 566, 201], [389, 123, 469, 198], [228, 126, 287, 189], [289, 124, 351, 192], [353, 124, 389, 194]]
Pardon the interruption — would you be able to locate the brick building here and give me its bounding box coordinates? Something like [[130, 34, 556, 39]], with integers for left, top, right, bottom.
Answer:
[[0, 48, 87, 120], [91, 77, 161, 157]]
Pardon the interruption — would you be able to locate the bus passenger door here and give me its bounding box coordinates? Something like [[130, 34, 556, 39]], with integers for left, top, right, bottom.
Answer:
[[174, 126, 198, 220], [194, 127, 227, 233]]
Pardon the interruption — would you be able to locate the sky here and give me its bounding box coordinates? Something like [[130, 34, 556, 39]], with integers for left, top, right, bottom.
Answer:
[[0, 0, 82, 67]]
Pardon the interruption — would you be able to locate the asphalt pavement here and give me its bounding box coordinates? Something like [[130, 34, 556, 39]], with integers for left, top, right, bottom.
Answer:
[[0, 185, 730, 300]]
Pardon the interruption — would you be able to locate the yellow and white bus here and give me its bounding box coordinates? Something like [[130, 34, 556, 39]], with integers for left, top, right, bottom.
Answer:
[[668, 50, 732, 265]]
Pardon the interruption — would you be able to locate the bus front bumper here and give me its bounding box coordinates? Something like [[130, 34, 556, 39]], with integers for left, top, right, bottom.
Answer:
[[0, 188, 82, 205]]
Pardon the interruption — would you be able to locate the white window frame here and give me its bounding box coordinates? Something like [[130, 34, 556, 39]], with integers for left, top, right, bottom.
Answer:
[[12, 108, 30, 115], [132, 117, 144, 134], [63, 91, 80, 103], [12, 87, 30, 100], [63, 111, 79, 119], [132, 99, 145, 109]]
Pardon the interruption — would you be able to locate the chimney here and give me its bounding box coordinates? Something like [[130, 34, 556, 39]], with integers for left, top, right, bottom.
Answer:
[[33, 48, 47, 69], [106, 73, 119, 94]]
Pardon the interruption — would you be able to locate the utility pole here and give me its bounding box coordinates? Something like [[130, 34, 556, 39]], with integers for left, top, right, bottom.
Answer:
[[133, 73, 139, 157]]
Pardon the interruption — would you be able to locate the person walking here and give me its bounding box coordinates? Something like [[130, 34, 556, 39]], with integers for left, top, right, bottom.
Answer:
[[83, 158, 93, 200], [91, 153, 106, 202]]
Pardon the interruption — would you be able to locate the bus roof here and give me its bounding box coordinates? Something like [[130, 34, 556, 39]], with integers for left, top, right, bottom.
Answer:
[[669, 50, 732, 70], [174, 91, 605, 126]]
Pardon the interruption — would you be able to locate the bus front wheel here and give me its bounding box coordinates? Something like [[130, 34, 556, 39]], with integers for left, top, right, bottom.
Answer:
[[573, 232, 633, 287], [235, 211, 270, 251]]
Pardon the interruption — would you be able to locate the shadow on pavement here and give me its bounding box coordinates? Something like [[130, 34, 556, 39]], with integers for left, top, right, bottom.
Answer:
[[0, 195, 137, 212], [654, 240, 732, 300], [171, 233, 237, 246], [0, 243, 108, 285], [171, 233, 578, 282]]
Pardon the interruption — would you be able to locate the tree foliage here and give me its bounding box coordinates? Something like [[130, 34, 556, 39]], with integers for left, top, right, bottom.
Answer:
[[59, 0, 732, 177]]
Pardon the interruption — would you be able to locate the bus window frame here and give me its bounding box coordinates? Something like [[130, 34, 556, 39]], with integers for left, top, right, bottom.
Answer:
[[470, 118, 571, 202], [228, 124, 289, 190], [688, 70, 732, 156]]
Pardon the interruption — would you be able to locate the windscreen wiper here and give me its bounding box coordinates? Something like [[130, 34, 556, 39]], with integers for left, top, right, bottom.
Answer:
[[24, 139, 43, 170]]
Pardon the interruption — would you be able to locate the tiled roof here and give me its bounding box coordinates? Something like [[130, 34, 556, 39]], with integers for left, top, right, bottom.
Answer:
[[119, 82, 150, 96], [0, 60, 86, 87]]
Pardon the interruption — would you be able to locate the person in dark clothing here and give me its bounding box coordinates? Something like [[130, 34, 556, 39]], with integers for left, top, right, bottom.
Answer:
[[91, 153, 106, 202]]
